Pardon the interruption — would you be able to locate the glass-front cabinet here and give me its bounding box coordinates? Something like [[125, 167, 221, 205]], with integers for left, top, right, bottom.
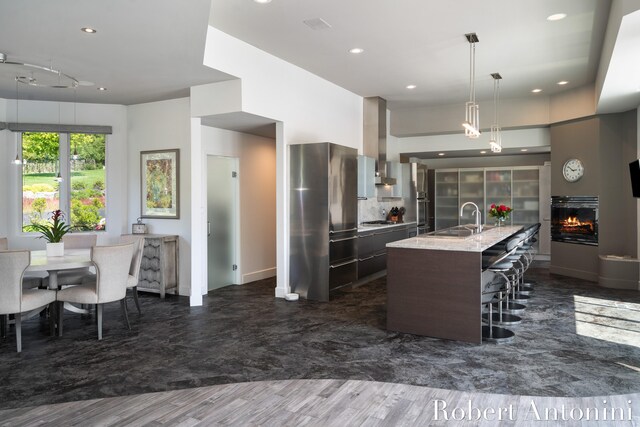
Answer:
[[434, 170, 459, 230], [485, 169, 512, 225], [512, 169, 540, 225], [433, 166, 542, 229], [459, 169, 484, 225]]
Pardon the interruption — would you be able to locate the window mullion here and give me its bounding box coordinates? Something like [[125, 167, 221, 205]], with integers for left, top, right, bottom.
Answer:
[[59, 133, 71, 222]]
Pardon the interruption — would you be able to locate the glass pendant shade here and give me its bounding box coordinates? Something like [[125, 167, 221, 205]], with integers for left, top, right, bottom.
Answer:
[[463, 33, 481, 138]]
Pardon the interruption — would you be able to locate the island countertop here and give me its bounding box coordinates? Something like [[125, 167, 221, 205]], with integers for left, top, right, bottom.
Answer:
[[387, 225, 523, 252]]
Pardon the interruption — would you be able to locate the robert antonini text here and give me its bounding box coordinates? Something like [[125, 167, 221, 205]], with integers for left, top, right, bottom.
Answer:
[[432, 399, 634, 422]]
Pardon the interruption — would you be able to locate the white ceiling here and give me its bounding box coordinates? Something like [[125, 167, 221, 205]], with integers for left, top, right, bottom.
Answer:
[[0, 0, 231, 105], [210, 0, 611, 110], [0, 0, 631, 117]]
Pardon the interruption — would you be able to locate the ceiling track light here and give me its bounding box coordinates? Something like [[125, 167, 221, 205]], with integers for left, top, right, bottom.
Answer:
[[463, 33, 480, 138], [489, 72, 502, 153]]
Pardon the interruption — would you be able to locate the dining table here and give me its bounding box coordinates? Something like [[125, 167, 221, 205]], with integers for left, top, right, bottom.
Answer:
[[27, 248, 93, 318], [28, 248, 92, 290]]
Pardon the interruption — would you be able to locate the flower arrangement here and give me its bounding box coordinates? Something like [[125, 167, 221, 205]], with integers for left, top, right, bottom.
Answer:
[[30, 210, 71, 243], [488, 204, 513, 221]]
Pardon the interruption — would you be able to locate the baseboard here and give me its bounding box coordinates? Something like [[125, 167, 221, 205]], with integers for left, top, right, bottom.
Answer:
[[598, 276, 640, 290], [550, 265, 598, 282], [242, 267, 276, 284]]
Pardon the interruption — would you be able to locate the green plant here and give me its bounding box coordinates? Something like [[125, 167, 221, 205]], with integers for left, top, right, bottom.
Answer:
[[93, 179, 105, 190], [71, 181, 87, 190], [29, 210, 71, 243], [71, 199, 103, 231]]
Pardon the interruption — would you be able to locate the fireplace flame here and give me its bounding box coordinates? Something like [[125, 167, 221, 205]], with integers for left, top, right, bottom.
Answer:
[[562, 216, 593, 231]]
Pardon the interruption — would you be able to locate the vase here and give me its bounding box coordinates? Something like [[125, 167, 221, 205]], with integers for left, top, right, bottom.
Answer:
[[46, 242, 64, 257], [495, 217, 506, 227]]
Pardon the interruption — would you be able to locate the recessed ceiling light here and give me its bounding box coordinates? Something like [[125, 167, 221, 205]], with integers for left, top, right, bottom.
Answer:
[[81, 27, 97, 33], [557, 80, 569, 85], [254, 0, 272, 3], [349, 48, 364, 54], [547, 13, 567, 21], [438, 153, 445, 156], [531, 88, 542, 93], [521, 148, 528, 152], [97, 87, 107, 91], [480, 151, 487, 154], [406, 84, 417, 90]]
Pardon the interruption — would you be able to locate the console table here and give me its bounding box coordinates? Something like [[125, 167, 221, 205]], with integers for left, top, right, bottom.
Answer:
[[123, 234, 179, 298]]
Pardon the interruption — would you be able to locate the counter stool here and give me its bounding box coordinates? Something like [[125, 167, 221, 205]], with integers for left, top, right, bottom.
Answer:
[[519, 223, 541, 295]]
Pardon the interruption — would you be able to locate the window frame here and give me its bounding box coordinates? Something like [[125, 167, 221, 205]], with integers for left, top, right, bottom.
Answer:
[[18, 131, 108, 234]]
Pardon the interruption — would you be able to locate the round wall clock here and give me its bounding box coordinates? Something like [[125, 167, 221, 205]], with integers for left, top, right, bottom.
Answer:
[[562, 158, 584, 182]]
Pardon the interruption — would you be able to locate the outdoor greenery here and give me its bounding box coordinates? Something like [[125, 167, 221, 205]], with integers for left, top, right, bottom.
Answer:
[[22, 132, 107, 232]]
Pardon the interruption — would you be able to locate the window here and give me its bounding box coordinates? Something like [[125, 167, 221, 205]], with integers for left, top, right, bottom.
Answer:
[[21, 132, 107, 232]]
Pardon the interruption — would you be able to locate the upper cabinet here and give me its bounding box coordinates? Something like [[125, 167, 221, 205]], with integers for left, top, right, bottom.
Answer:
[[357, 155, 376, 198], [389, 162, 410, 198]]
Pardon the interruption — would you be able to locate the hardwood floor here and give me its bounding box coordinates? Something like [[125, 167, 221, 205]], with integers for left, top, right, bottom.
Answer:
[[1, 380, 638, 426]]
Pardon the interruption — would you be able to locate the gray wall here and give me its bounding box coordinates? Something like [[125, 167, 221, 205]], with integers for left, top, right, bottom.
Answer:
[[422, 153, 550, 170], [550, 112, 638, 281]]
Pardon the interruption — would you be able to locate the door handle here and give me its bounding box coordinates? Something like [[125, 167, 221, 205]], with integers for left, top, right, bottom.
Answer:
[[208, 221, 211, 237]]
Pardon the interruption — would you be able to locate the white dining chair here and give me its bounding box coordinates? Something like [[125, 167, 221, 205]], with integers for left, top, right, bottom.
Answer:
[[56, 242, 134, 340], [1, 237, 48, 289], [0, 250, 57, 352], [120, 235, 145, 314], [56, 233, 98, 287]]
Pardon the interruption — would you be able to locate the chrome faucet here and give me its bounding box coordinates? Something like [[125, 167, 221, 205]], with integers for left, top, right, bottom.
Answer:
[[460, 202, 483, 233]]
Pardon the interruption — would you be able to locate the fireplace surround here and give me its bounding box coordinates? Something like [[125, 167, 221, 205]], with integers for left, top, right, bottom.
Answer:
[[551, 196, 598, 246]]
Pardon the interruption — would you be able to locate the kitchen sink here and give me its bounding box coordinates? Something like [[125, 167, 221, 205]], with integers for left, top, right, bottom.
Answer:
[[424, 224, 491, 239]]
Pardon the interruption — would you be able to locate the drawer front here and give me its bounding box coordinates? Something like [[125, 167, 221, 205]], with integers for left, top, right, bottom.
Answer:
[[329, 233, 358, 264], [357, 251, 387, 279], [359, 227, 410, 254], [329, 258, 357, 290]]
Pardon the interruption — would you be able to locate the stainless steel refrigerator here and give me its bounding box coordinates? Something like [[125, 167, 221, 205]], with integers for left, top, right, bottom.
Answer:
[[289, 142, 358, 301]]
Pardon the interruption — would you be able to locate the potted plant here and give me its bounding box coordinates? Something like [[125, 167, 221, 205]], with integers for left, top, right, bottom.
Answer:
[[488, 203, 513, 226], [30, 210, 71, 256]]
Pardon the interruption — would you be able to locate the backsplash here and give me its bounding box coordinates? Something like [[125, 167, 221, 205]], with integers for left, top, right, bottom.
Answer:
[[358, 198, 399, 223]]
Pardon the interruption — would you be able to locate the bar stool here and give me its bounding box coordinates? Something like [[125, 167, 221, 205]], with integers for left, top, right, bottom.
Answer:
[[519, 223, 541, 295], [481, 235, 522, 343]]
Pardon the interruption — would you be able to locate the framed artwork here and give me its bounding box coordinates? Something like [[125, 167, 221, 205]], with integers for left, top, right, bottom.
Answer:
[[140, 149, 180, 219]]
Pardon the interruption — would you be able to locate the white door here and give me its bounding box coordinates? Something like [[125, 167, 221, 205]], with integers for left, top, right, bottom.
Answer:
[[207, 156, 239, 291]]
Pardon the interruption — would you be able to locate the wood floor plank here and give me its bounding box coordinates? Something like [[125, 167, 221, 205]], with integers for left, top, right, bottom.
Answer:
[[2, 380, 639, 426]]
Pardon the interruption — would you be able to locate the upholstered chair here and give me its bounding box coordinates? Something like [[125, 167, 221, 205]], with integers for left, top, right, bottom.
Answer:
[[0, 250, 57, 352], [56, 243, 134, 340], [55, 233, 98, 287], [0, 237, 47, 289], [120, 235, 145, 314]]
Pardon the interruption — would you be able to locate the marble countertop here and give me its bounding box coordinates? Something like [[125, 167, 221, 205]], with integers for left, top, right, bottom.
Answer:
[[358, 221, 416, 233], [387, 225, 523, 252]]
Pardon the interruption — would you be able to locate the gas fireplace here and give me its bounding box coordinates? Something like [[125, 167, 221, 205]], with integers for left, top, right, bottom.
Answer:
[[551, 196, 598, 246]]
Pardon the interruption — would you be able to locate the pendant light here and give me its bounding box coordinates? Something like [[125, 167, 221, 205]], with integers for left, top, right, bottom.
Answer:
[[55, 78, 63, 183], [463, 33, 481, 138], [72, 86, 79, 160], [489, 73, 502, 153], [11, 78, 22, 165]]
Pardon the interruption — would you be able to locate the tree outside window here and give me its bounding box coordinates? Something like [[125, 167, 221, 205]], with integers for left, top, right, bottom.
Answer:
[[21, 132, 107, 232]]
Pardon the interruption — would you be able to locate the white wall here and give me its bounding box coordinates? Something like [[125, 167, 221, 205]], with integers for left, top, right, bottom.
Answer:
[[127, 97, 192, 295], [196, 26, 363, 299], [200, 126, 277, 286], [0, 98, 128, 250]]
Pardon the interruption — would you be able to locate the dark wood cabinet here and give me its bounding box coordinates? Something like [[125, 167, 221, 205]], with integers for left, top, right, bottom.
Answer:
[[357, 225, 411, 279]]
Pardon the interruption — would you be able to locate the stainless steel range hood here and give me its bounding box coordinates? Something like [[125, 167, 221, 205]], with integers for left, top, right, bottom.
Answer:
[[364, 96, 396, 185]]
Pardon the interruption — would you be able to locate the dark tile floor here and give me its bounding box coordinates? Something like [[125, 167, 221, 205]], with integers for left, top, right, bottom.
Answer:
[[1, 264, 639, 409]]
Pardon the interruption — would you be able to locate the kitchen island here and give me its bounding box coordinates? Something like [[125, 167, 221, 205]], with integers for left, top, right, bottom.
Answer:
[[386, 225, 523, 344]]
